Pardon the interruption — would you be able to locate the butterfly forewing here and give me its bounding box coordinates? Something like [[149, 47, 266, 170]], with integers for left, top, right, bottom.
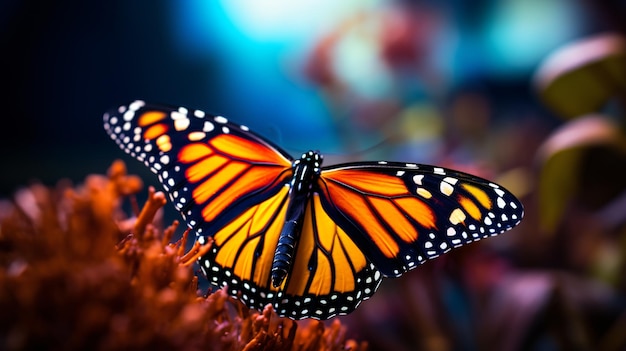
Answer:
[[103, 101, 294, 235], [318, 162, 524, 277]]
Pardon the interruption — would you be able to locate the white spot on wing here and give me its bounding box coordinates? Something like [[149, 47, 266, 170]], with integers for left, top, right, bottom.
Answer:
[[171, 111, 186, 120], [443, 177, 458, 185], [214, 116, 228, 124], [497, 197, 506, 209], [188, 131, 206, 141], [413, 174, 424, 185], [174, 118, 190, 131], [440, 181, 454, 196], [129, 100, 145, 111], [203, 121, 214, 132], [123, 110, 135, 121]]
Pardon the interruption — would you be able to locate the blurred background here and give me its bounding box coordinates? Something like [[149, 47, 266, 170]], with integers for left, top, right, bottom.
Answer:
[[2, 0, 626, 350]]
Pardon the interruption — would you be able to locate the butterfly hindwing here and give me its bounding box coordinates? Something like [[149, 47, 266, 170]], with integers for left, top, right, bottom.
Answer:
[[199, 188, 382, 320], [280, 193, 381, 318], [198, 185, 291, 305], [317, 162, 524, 277]]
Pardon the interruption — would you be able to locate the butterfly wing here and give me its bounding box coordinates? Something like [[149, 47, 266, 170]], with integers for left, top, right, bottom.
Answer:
[[103, 100, 294, 237], [200, 187, 382, 320], [317, 162, 524, 277], [281, 192, 382, 319]]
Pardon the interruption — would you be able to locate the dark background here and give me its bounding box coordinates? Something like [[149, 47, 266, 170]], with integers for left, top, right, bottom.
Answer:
[[3, 0, 619, 195], [1, 2, 216, 194]]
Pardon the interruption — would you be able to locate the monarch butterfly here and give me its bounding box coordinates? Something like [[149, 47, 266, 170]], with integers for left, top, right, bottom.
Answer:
[[104, 100, 523, 320]]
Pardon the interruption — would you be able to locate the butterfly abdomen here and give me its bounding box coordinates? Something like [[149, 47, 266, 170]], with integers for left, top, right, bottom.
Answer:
[[271, 151, 323, 287], [271, 219, 300, 287]]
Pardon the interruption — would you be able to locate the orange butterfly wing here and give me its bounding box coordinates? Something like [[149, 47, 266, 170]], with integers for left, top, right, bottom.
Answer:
[[317, 162, 524, 277], [103, 100, 293, 236], [199, 188, 382, 319]]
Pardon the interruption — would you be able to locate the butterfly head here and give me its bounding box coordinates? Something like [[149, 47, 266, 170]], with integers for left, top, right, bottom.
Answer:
[[292, 150, 323, 169], [289, 151, 323, 192]]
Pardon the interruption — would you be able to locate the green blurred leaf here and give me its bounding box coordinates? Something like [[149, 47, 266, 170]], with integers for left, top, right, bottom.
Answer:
[[534, 33, 626, 119], [537, 115, 626, 234]]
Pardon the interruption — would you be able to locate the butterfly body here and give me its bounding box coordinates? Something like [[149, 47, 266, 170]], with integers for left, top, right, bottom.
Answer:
[[271, 150, 323, 287], [104, 100, 524, 320]]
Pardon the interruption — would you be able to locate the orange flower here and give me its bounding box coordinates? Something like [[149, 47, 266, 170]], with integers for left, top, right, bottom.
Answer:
[[0, 161, 366, 351]]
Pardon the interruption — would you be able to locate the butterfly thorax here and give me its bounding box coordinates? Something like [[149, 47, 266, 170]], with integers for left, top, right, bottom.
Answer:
[[270, 151, 323, 288]]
